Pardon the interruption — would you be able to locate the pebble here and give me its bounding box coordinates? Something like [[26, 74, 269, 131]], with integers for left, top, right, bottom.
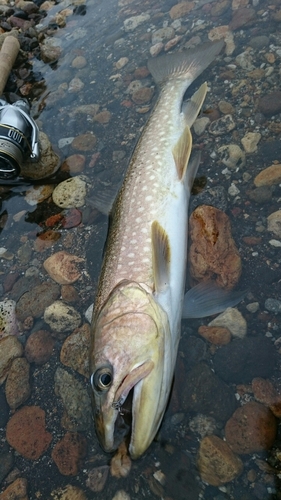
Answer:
[[252, 378, 281, 418], [229, 6, 256, 30], [61, 154, 85, 174], [60, 323, 90, 377], [0, 300, 20, 338], [110, 442, 131, 478], [25, 330, 55, 364], [50, 485, 87, 500], [6, 406, 52, 460], [197, 435, 243, 486], [225, 401, 277, 454], [44, 301, 81, 333], [54, 367, 91, 431], [209, 115, 236, 135], [51, 432, 87, 476], [258, 91, 281, 116], [198, 325, 231, 345], [152, 27, 175, 45], [61, 284, 80, 303], [235, 51, 255, 71], [52, 176, 89, 208], [5, 357, 31, 410], [228, 183, 240, 197], [115, 57, 128, 69], [212, 336, 278, 383], [188, 205, 241, 289], [71, 133, 97, 151], [254, 164, 281, 187], [248, 35, 269, 49], [24, 185, 54, 206], [248, 185, 273, 204], [209, 308, 247, 338], [169, 1, 195, 19], [267, 211, 281, 238], [71, 55, 87, 68], [193, 117, 210, 136], [94, 110, 111, 124], [0, 478, 28, 500], [189, 414, 217, 438], [217, 144, 246, 170], [132, 87, 153, 105], [123, 14, 150, 32], [181, 362, 237, 422], [112, 492, 131, 500], [40, 38, 62, 63], [16, 282, 60, 321], [246, 302, 259, 313], [218, 101, 235, 114], [269, 239, 281, 247], [0, 336, 23, 384], [265, 298, 281, 314], [58, 137, 74, 148], [241, 132, 261, 153], [86, 466, 109, 492], [43, 251, 84, 285], [149, 42, 164, 57]]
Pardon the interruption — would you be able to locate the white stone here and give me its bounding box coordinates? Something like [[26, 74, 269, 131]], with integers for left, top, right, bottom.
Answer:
[[235, 51, 255, 71], [269, 239, 281, 247], [52, 175, 89, 208], [208, 307, 247, 338], [218, 144, 246, 170], [193, 117, 210, 136], [44, 301, 81, 332], [246, 302, 259, 313], [124, 14, 150, 32], [228, 183, 240, 196], [267, 210, 281, 238], [241, 132, 261, 153]]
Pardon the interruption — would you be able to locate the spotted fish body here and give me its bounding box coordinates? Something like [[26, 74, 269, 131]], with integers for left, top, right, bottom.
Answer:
[[90, 41, 224, 459]]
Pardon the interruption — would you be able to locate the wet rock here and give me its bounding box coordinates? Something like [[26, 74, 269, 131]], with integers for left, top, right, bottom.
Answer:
[[71, 133, 97, 151], [212, 336, 278, 383], [52, 176, 90, 208], [33, 230, 61, 252], [131, 87, 154, 104], [17, 241, 33, 264], [193, 117, 210, 136], [40, 38, 62, 63], [5, 357, 31, 410], [235, 51, 255, 71], [110, 442, 131, 478], [252, 378, 281, 418], [258, 91, 281, 117], [43, 251, 84, 285], [71, 55, 87, 68], [225, 402, 277, 454], [94, 110, 111, 124], [86, 465, 109, 492], [0, 336, 23, 384], [198, 325, 231, 345], [49, 485, 87, 500], [16, 282, 60, 321], [181, 335, 207, 369], [197, 435, 243, 486], [209, 115, 236, 135], [229, 7, 256, 30], [150, 42, 164, 57], [44, 301, 81, 333], [217, 144, 246, 170], [248, 186, 273, 204], [123, 13, 150, 31], [267, 210, 281, 238], [152, 27, 175, 44], [51, 432, 87, 476], [265, 298, 281, 313], [6, 406, 52, 460], [60, 323, 90, 377], [61, 154, 85, 174], [0, 300, 20, 338], [254, 164, 281, 187], [24, 185, 54, 206], [61, 285, 80, 303], [208, 308, 247, 338], [248, 35, 269, 49], [218, 100, 234, 114], [0, 443, 14, 484], [21, 131, 60, 180], [0, 387, 9, 427], [241, 132, 261, 153], [25, 330, 55, 365], [189, 414, 217, 438], [54, 367, 91, 431], [169, 2, 194, 19], [68, 77, 84, 93], [0, 478, 28, 500], [112, 492, 131, 500], [181, 363, 237, 422], [188, 205, 241, 289]]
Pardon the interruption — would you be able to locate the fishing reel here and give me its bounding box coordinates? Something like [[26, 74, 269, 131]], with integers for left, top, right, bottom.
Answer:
[[0, 98, 40, 180]]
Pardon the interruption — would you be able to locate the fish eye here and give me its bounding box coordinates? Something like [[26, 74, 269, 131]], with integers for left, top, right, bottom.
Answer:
[[91, 366, 113, 392]]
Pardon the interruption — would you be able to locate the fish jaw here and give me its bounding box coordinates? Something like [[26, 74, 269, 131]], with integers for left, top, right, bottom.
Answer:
[[90, 281, 171, 457]]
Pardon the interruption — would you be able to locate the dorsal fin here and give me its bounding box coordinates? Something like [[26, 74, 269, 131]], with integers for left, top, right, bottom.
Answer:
[[151, 220, 171, 293], [172, 125, 192, 181]]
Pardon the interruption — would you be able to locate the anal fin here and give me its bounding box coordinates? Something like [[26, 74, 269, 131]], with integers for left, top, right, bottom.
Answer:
[[151, 221, 171, 294], [172, 126, 192, 181]]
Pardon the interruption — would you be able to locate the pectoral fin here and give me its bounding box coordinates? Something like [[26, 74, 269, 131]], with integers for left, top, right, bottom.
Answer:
[[172, 126, 192, 181], [151, 220, 171, 293], [182, 281, 246, 318], [183, 82, 208, 128]]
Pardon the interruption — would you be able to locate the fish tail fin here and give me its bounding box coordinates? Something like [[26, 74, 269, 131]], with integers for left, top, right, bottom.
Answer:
[[147, 41, 224, 88]]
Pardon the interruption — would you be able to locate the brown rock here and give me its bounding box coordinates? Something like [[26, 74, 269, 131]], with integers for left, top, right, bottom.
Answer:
[[86, 465, 109, 492], [252, 378, 281, 418], [15, 281, 60, 321], [254, 164, 281, 187], [0, 336, 23, 384], [61, 154, 85, 174], [51, 432, 87, 475], [198, 325, 231, 345], [94, 110, 111, 124], [71, 133, 97, 151], [25, 330, 55, 365], [0, 477, 28, 500], [258, 91, 281, 117], [132, 87, 154, 105], [43, 251, 84, 285], [110, 442, 131, 478], [49, 485, 87, 500], [60, 323, 90, 378], [169, 1, 194, 19], [229, 7, 256, 30], [242, 236, 262, 245], [5, 357, 30, 410], [6, 406, 52, 459], [225, 402, 277, 454], [197, 435, 243, 486], [188, 205, 241, 289], [61, 284, 80, 303]]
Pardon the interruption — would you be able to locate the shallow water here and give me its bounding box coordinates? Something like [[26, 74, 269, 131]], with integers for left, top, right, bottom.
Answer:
[[1, 0, 281, 498]]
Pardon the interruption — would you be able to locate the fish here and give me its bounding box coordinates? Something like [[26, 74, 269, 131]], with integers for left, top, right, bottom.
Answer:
[[89, 40, 244, 460]]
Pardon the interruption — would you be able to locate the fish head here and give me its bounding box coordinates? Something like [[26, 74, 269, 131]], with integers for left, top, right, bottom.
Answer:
[[90, 280, 172, 459]]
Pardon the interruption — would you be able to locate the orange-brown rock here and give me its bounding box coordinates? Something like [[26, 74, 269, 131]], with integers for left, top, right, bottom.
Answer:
[[254, 164, 281, 187], [169, 1, 194, 19], [110, 441, 131, 478], [198, 325, 231, 345], [0, 477, 28, 500], [6, 406, 52, 459], [225, 401, 277, 454], [43, 250, 84, 285], [25, 329, 55, 365], [197, 435, 243, 486], [51, 432, 87, 475], [188, 205, 241, 289], [252, 377, 281, 418]]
